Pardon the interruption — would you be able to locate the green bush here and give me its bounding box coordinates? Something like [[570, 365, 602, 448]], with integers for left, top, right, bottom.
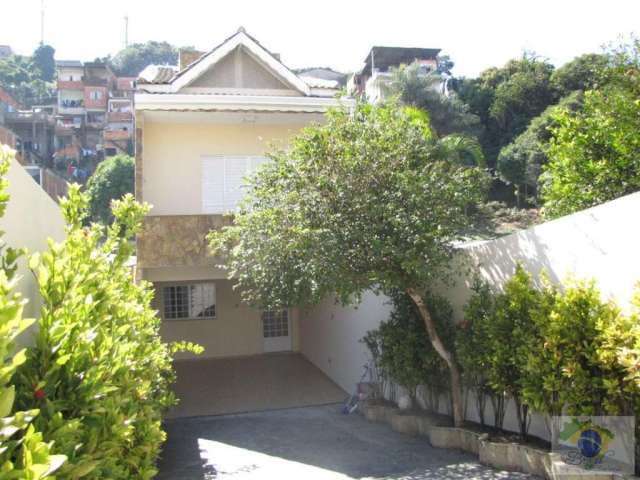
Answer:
[[365, 290, 453, 411], [456, 278, 495, 426], [85, 154, 134, 225], [13, 185, 200, 479], [0, 145, 65, 479]]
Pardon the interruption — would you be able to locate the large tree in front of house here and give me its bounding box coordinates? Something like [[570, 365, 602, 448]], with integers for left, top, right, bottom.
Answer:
[[209, 103, 489, 426]]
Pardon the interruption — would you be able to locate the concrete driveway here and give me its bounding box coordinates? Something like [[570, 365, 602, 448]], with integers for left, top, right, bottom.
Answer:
[[167, 353, 347, 418], [158, 404, 536, 479]]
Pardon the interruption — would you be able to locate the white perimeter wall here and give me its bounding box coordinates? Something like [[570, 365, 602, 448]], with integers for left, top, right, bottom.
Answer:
[[300, 291, 392, 393], [300, 192, 640, 437]]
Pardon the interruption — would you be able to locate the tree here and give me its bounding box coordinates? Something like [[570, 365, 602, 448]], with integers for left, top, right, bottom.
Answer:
[[32, 44, 55, 82], [550, 52, 609, 97], [85, 154, 134, 224], [387, 63, 483, 138], [497, 91, 583, 205], [455, 54, 558, 170], [110, 41, 179, 76], [0, 53, 55, 107], [209, 103, 489, 426], [541, 85, 640, 218]]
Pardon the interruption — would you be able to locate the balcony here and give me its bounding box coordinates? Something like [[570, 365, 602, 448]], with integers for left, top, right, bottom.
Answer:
[[107, 111, 133, 122], [104, 129, 132, 141], [57, 80, 84, 90], [58, 99, 85, 115]]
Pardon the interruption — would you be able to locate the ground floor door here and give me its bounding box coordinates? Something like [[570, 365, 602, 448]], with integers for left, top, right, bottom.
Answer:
[[262, 309, 291, 353]]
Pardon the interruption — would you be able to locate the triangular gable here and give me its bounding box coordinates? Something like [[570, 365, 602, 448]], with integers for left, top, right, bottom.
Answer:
[[170, 28, 310, 96]]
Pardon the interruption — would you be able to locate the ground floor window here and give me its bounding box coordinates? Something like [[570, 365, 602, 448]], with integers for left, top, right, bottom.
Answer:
[[262, 310, 289, 338], [162, 283, 216, 320]]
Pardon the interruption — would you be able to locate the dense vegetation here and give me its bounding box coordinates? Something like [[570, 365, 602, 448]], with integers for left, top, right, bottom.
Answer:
[[85, 154, 134, 224], [0, 44, 56, 106], [108, 41, 180, 76], [209, 102, 489, 427], [0, 147, 200, 478], [365, 263, 640, 444]]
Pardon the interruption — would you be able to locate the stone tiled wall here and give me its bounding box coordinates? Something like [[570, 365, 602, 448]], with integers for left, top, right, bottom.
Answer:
[[137, 214, 232, 268]]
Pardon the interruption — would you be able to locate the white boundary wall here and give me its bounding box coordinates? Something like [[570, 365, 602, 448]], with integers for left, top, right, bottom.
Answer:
[[300, 192, 640, 437]]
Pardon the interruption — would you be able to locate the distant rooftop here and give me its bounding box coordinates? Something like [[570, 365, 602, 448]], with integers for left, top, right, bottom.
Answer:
[[56, 60, 83, 68], [361, 46, 441, 76]]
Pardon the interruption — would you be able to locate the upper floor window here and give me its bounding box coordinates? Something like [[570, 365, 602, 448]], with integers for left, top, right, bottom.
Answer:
[[89, 90, 103, 100], [202, 155, 269, 214]]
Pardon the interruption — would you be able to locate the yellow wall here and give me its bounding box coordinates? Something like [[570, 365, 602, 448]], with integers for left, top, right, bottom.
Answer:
[[142, 120, 315, 216], [0, 157, 65, 319], [145, 268, 300, 359]]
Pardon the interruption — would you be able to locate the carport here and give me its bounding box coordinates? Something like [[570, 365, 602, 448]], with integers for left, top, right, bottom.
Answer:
[[166, 352, 347, 418]]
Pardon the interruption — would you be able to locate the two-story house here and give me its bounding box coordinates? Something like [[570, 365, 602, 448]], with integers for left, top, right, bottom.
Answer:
[[135, 28, 350, 359]]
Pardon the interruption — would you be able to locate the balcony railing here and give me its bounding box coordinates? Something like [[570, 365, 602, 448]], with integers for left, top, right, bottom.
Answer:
[[57, 80, 84, 90], [107, 111, 133, 122], [104, 130, 132, 141]]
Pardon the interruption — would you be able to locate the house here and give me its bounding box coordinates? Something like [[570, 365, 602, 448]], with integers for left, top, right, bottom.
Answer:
[[55, 60, 135, 170], [348, 46, 441, 103], [134, 28, 350, 359]]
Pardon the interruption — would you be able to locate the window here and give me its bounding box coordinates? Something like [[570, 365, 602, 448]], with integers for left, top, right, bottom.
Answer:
[[89, 90, 103, 100], [202, 155, 269, 213], [162, 283, 216, 320], [262, 310, 289, 338]]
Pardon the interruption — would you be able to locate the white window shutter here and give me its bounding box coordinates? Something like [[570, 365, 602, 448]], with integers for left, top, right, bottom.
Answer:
[[202, 155, 270, 214]]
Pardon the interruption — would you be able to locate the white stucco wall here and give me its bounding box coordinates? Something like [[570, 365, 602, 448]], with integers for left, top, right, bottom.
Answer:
[[299, 291, 392, 393], [446, 191, 640, 318], [0, 157, 66, 318]]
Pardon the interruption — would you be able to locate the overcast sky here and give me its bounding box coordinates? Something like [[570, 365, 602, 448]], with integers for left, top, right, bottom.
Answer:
[[4, 0, 638, 77]]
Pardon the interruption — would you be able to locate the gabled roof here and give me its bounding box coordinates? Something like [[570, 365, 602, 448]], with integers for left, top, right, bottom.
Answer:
[[158, 27, 311, 96], [361, 46, 441, 76]]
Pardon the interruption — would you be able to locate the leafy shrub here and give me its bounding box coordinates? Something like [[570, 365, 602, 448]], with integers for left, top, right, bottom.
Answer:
[[365, 290, 454, 411], [0, 145, 65, 479], [456, 278, 495, 426], [85, 154, 134, 225], [14, 185, 200, 479]]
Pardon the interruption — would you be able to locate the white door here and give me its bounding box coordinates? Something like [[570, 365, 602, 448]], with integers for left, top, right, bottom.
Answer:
[[262, 310, 292, 353]]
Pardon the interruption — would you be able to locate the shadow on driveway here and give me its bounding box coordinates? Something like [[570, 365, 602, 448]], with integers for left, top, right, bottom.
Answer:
[[158, 404, 536, 479]]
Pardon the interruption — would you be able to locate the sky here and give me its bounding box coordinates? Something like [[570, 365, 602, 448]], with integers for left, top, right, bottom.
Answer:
[[3, 0, 639, 77]]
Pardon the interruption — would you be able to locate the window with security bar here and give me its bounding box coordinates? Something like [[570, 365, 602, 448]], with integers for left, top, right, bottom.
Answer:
[[262, 310, 289, 338], [162, 283, 216, 320]]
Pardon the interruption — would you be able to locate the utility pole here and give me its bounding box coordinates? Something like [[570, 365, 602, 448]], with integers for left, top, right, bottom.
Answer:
[[124, 15, 129, 47], [40, 0, 45, 45]]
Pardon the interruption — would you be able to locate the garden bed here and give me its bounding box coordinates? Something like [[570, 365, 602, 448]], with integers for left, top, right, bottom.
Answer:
[[359, 403, 634, 479]]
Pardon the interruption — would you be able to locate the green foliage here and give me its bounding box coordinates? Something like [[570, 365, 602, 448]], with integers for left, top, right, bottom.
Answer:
[[456, 278, 495, 425], [366, 291, 454, 408], [32, 45, 56, 83], [209, 102, 489, 309], [13, 185, 200, 479], [496, 91, 583, 203], [0, 146, 65, 479], [550, 53, 609, 96], [85, 154, 134, 224], [387, 63, 483, 138], [455, 54, 559, 170], [542, 41, 640, 218], [109, 41, 179, 76], [0, 51, 55, 107]]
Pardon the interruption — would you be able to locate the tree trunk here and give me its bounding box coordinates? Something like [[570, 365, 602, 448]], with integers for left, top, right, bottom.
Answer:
[[406, 288, 465, 427]]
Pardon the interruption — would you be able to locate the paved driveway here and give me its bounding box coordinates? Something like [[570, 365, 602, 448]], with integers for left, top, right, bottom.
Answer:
[[158, 405, 536, 479], [167, 353, 346, 418]]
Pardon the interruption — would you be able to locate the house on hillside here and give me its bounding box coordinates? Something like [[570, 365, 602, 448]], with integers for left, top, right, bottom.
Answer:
[[348, 46, 441, 103], [135, 28, 350, 359]]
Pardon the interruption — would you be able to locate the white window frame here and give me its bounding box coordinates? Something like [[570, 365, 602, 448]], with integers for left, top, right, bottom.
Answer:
[[161, 282, 216, 321], [201, 155, 269, 214]]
